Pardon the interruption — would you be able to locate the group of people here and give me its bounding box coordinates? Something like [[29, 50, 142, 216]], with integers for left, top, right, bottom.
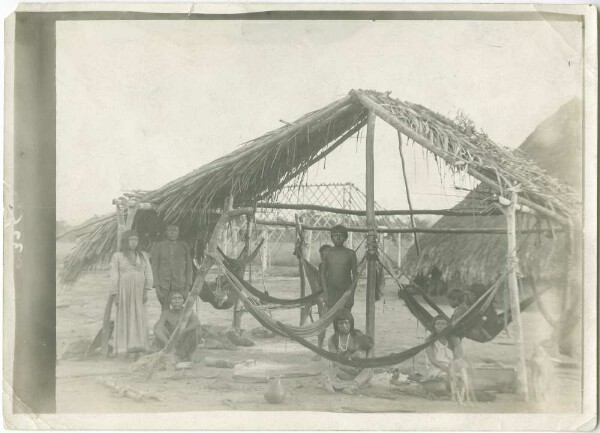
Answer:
[[109, 220, 468, 396], [109, 225, 200, 361], [317, 225, 469, 394]]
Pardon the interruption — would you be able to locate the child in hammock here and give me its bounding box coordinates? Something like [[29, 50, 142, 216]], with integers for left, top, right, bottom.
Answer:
[[321, 309, 373, 395], [448, 289, 469, 324], [153, 291, 201, 361]]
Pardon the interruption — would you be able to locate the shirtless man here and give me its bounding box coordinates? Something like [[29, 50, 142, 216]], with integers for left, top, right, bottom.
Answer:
[[319, 225, 358, 311], [153, 291, 201, 361]]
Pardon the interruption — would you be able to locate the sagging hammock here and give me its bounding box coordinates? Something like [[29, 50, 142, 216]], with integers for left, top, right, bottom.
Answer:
[[217, 248, 327, 308], [217, 251, 366, 337], [378, 251, 540, 343], [214, 251, 503, 368]]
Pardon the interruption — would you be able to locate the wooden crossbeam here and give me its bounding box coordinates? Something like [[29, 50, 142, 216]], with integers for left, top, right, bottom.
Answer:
[[253, 219, 563, 235]]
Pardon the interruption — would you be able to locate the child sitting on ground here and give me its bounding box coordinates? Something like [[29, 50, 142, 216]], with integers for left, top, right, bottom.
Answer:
[[321, 309, 373, 395], [153, 291, 201, 362]]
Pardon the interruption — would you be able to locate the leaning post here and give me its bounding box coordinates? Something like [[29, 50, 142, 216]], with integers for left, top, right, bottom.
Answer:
[[502, 189, 530, 400], [365, 110, 377, 348]]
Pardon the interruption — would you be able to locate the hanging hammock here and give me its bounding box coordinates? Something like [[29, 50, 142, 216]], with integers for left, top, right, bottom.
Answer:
[[218, 254, 324, 308], [214, 251, 504, 368], [216, 252, 367, 338], [382, 252, 543, 343]]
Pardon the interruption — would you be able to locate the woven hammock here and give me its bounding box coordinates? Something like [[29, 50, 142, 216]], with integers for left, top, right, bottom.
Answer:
[[215, 252, 504, 368], [379, 254, 542, 343], [216, 253, 365, 338], [218, 254, 323, 307]]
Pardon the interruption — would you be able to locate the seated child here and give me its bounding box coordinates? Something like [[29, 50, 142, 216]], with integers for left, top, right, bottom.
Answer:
[[321, 309, 373, 395], [448, 289, 469, 324], [424, 315, 463, 381], [153, 291, 201, 361]]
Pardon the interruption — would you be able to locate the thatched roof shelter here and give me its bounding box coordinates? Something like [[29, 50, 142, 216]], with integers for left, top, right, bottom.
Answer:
[[401, 98, 583, 288], [61, 90, 581, 284]]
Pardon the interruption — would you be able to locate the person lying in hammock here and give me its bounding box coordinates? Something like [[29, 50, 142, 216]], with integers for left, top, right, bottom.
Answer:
[[465, 289, 500, 339], [320, 309, 374, 395], [425, 315, 463, 381], [448, 289, 495, 342], [153, 291, 201, 362]]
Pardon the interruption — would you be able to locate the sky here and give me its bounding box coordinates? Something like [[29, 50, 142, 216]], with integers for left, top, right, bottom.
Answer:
[[56, 19, 583, 224]]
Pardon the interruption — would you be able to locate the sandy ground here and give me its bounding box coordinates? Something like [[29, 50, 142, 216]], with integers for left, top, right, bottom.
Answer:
[[56, 243, 582, 414]]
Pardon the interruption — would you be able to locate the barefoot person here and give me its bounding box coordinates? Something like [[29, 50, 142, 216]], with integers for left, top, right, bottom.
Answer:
[[321, 309, 373, 395], [110, 230, 153, 358], [151, 224, 193, 311], [315, 244, 332, 352], [153, 291, 201, 361], [425, 315, 463, 380], [319, 225, 358, 312]]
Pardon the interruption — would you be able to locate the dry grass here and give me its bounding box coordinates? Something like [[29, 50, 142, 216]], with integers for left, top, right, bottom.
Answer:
[[61, 90, 580, 286]]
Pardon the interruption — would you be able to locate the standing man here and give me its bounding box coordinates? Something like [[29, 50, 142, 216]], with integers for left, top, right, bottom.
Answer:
[[151, 224, 193, 311], [320, 225, 358, 312]]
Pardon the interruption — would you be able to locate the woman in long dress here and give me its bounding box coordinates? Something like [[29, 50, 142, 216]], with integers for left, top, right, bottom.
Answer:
[[110, 230, 153, 357]]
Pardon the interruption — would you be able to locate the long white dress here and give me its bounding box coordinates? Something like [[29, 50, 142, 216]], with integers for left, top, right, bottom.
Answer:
[[110, 251, 153, 355]]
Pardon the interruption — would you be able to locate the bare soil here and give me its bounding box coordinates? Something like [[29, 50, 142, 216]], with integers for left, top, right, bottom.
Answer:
[[56, 243, 581, 414]]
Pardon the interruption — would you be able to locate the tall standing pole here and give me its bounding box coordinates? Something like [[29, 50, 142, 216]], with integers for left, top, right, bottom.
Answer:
[[503, 189, 529, 400], [365, 111, 377, 344]]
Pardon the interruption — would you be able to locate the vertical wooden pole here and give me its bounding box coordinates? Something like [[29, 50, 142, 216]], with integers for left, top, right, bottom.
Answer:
[[234, 211, 253, 333], [296, 215, 309, 325], [396, 233, 402, 269], [504, 190, 529, 400], [305, 230, 313, 262], [365, 111, 377, 344]]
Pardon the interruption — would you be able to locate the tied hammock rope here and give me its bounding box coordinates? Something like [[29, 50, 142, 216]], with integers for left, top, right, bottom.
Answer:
[[214, 252, 366, 338], [213, 251, 504, 368]]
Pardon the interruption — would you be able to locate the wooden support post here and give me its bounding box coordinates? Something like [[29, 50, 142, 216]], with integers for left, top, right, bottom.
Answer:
[[365, 110, 377, 344], [295, 216, 309, 325], [305, 230, 313, 262], [503, 190, 529, 400], [396, 233, 402, 269], [153, 208, 252, 365]]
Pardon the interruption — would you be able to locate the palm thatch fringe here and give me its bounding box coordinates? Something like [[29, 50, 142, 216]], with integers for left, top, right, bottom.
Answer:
[[61, 90, 580, 286]]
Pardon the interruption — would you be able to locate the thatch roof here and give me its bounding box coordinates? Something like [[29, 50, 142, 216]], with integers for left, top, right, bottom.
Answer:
[[61, 90, 581, 284], [401, 98, 583, 288]]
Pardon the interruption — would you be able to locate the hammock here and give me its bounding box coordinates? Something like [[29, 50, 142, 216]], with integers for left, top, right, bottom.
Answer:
[[301, 258, 322, 295], [216, 252, 366, 338], [215, 251, 503, 368], [219, 255, 324, 308], [278, 275, 503, 368]]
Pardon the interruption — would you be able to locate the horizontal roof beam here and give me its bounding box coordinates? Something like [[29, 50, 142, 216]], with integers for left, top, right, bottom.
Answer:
[[254, 218, 563, 235], [256, 201, 503, 217]]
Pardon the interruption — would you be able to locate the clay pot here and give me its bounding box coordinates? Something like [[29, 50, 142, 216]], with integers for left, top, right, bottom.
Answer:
[[264, 376, 285, 404]]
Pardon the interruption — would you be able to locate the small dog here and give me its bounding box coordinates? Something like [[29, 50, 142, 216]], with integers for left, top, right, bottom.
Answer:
[[448, 358, 475, 405], [526, 343, 550, 402]]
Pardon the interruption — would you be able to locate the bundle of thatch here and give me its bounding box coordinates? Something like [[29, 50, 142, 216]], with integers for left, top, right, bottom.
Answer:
[[401, 98, 582, 289], [61, 90, 581, 287], [61, 94, 368, 284]]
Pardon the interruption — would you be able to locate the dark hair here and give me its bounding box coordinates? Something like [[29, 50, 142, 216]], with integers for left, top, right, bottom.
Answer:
[[331, 224, 348, 239], [332, 309, 354, 334], [169, 291, 186, 301], [121, 230, 140, 251], [319, 244, 332, 254], [448, 289, 465, 303], [432, 314, 449, 330]]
